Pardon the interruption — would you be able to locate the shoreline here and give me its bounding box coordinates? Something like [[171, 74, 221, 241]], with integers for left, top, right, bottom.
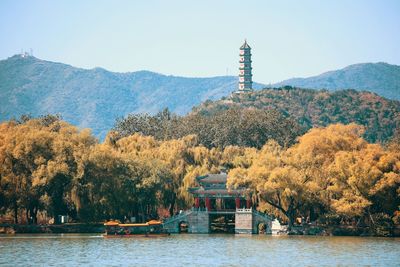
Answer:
[[1, 223, 399, 237], [0, 223, 104, 234]]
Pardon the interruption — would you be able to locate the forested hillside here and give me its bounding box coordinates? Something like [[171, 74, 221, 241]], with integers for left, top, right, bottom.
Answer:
[[193, 87, 400, 143], [113, 108, 303, 149]]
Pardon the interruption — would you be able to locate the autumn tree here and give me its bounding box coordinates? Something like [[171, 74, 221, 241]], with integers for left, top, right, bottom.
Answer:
[[228, 124, 400, 229], [0, 116, 96, 223], [228, 141, 314, 228], [2, 114, 398, 232], [328, 143, 400, 229]]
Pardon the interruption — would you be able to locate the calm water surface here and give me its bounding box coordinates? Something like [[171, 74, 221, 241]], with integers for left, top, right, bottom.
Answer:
[[0, 234, 399, 266]]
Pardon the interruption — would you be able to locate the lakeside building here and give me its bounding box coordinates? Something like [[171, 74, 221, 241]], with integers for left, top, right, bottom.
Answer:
[[188, 173, 251, 211], [163, 172, 278, 234]]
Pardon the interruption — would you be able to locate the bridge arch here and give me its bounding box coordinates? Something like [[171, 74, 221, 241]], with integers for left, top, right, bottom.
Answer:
[[179, 221, 189, 233], [257, 222, 267, 234], [252, 210, 273, 234]]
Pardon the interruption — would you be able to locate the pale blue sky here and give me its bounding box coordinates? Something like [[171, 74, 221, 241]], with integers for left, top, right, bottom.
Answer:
[[1, 0, 399, 83]]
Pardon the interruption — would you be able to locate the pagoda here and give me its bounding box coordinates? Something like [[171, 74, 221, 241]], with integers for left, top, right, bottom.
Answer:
[[237, 39, 253, 93]]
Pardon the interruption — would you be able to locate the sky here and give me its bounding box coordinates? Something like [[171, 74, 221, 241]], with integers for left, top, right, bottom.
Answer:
[[0, 0, 399, 84]]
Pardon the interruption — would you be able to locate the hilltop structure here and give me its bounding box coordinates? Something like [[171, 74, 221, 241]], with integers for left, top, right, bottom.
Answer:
[[236, 40, 253, 93]]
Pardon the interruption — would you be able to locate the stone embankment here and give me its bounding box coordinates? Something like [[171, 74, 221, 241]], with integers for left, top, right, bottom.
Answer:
[[285, 224, 400, 237], [0, 223, 104, 234], [1, 223, 399, 236]]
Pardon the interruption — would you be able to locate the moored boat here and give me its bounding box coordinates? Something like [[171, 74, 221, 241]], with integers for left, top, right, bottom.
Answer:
[[103, 220, 170, 237]]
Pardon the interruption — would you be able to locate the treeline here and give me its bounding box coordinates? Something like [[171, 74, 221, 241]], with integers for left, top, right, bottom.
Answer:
[[229, 124, 400, 234], [114, 108, 303, 149], [0, 115, 399, 235], [0, 115, 235, 224]]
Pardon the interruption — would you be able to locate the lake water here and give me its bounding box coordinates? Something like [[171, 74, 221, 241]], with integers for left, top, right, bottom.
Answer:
[[0, 234, 399, 266]]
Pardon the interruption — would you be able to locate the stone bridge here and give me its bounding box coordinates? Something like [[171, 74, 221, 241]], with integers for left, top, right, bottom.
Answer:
[[162, 209, 208, 234], [163, 208, 279, 234]]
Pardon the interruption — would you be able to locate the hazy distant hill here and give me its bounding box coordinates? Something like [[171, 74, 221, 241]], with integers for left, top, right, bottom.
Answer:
[[193, 87, 400, 143], [1, 55, 399, 139], [0, 55, 263, 138], [274, 62, 400, 100]]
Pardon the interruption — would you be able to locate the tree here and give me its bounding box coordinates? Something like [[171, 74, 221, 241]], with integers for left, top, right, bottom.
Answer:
[[113, 107, 303, 149], [328, 144, 400, 225], [227, 124, 399, 229], [0, 117, 96, 223], [228, 141, 313, 228]]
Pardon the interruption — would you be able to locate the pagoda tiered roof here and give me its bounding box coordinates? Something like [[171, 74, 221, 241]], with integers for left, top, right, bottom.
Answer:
[[240, 40, 251, 49]]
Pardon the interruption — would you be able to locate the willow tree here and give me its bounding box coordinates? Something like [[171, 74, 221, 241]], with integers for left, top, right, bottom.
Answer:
[[284, 123, 369, 222], [0, 119, 62, 223], [228, 140, 314, 228], [0, 116, 96, 223], [328, 143, 400, 225], [154, 135, 210, 215], [73, 140, 170, 222], [0, 121, 23, 223], [228, 124, 387, 228], [113, 133, 222, 216], [112, 133, 176, 217]]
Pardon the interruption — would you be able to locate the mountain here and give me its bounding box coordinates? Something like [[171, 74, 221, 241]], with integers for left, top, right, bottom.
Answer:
[[274, 62, 400, 100], [1, 55, 399, 140], [0, 54, 264, 138], [193, 87, 400, 143]]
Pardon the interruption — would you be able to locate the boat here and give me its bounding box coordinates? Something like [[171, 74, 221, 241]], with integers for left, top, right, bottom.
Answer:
[[103, 220, 170, 237]]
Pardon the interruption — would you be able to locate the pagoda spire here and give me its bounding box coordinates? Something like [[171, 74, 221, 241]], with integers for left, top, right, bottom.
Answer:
[[237, 39, 253, 93]]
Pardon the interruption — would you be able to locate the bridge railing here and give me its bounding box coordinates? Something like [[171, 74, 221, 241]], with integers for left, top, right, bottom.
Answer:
[[253, 209, 274, 221], [236, 208, 252, 213], [163, 210, 192, 225], [190, 207, 208, 212]]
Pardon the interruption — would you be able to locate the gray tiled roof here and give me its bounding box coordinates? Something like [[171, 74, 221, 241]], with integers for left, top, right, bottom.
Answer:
[[188, 188, 246, 195], [197, 173, 227, 184]]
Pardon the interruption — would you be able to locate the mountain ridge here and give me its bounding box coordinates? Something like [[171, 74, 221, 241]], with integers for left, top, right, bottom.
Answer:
[[274, 62, 400, 100], [1, 54, 399, 139], [0, 54, 264, 138]]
